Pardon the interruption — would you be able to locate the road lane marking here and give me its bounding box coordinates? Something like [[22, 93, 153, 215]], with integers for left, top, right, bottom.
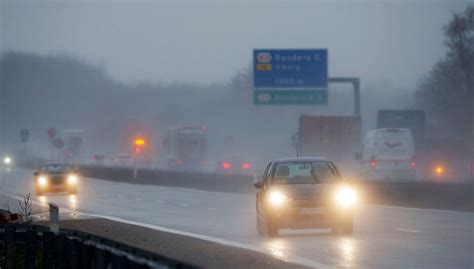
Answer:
[[373, 205, 473, 216], [3, 193, 332, 269], [395, 228, 423, 233], [178, 203, 189, 207], [136, 198, 144, 201], [155, 200, 164, 204], [208, 207, 217, 210]]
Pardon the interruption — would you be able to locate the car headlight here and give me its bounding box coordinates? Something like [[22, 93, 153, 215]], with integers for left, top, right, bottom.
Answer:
[[38, 176, 48, 186], [335, 186, 357, 208], [268, 191, 287, 206], [67, 175, 77, 184], [3, 157, 11, 165]]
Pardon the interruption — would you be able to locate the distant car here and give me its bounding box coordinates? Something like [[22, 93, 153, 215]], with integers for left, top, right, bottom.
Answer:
[[254, 157, 357, 237], [34, 163, 78, 195], [115, 154, 132, 167], [216, 157, 253, 175]]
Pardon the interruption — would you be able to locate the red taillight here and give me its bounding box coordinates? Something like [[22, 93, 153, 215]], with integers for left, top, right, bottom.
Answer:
[[242, 162, 250, 169], [370, 160, 376, 168], [222, 162, 232, 170], [176, 160, 183, 165], [411, 161, 416, 168]]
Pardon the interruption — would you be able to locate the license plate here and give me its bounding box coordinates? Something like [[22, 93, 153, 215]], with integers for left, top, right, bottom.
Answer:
[[300, 208, 325, 215]]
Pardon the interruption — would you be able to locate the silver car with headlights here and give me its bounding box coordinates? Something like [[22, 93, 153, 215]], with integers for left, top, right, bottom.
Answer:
[[254, 157, 357, 237], [34, 163, 79, 195]]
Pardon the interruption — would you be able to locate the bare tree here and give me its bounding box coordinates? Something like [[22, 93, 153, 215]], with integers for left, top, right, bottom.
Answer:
[[415, 5, 474, 146], [18, 193, 33, 224]]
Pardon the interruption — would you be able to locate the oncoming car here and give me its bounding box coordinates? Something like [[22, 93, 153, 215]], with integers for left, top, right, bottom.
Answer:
[[34, 163, 79, 195], [254, 157, 357, 237]]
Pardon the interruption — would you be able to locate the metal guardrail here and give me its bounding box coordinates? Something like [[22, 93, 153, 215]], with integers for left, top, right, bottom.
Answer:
[[0, 224, 199, 269]]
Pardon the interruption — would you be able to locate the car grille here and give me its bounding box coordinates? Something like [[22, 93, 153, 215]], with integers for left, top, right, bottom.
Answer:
[[291, 196, 328, 207]]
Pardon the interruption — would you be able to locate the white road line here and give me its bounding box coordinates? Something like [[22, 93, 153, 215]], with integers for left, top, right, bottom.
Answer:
[[155, 200, 164, 204], [136, 198, 144, 201], [208, 207, 217, 210], [117, 194, 126, 199], [3, 192, 331, 269], [178, 203, 189, 207], [395, 228, 423, 233], [372, 205, 473, 216]]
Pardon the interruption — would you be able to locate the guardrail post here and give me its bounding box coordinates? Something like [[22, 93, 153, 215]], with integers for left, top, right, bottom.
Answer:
[[4, 226, 15, 269], [42, 231, 54, 269], [49, 203, 59, 233], [25, 228, 37, 269]]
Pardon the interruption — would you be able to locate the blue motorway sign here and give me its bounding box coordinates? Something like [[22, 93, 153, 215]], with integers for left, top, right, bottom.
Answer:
[[253, 49, 328, 105]]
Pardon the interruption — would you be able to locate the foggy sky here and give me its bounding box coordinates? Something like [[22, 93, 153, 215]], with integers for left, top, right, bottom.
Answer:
[[1, 0, 471, 88]]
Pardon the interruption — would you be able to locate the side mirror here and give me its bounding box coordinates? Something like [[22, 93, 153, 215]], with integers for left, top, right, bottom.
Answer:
[[253, 181, 264, 189], [33, 171, 38, 176]]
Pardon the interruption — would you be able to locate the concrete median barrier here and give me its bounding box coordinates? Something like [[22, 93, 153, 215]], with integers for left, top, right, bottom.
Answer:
[[353, 180, 473, 212], [79, 165, 257, 194], [15, 159, 473, 212]]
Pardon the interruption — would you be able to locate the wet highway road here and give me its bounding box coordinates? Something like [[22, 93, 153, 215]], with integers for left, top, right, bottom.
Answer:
[[1, 167, 472, 269]]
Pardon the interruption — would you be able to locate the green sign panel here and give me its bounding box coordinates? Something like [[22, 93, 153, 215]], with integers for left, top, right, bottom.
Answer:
[[254, 90, 327, 105]]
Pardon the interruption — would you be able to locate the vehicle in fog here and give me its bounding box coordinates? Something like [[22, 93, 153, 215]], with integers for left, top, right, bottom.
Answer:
[[91, 153, 106, 165], [377, 110, 425, 149], [63, 129, 84, 162], [114, 153, 132, 167], [422, 138, 471, 182], [360, 128, 416, 181], [254, 157, 356, 237], [2, 155, 12, 166], [216, 156, 253, 175], [34, 163, 78, 195], [162, 126, 207, 171], [298, 115, 361, 166]]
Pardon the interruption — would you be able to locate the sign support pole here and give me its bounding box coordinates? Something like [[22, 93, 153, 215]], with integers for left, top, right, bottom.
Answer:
[[328, 77, 360, 116]]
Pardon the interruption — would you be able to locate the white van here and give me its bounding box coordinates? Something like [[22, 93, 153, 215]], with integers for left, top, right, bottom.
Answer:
[[361, 128, 416, 181]]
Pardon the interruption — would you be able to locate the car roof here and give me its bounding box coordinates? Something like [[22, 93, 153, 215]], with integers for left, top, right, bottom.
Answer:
[[270, 157, 330, 163]]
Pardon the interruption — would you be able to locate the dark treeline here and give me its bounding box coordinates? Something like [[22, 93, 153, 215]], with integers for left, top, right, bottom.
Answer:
[[415, 5, 473, 148]]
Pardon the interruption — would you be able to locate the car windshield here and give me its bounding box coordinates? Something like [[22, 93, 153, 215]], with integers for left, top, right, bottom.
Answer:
[[40, 164, 73, 173], [271, 162, 339, 184]]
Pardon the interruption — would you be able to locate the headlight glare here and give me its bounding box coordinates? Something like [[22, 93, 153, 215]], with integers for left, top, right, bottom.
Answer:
[[3, 157, 11, 165], [38, 176, 48, 186], [68, 175, 77, 184], [335, 187, 357, 208], [268, 191, 287, 206]]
